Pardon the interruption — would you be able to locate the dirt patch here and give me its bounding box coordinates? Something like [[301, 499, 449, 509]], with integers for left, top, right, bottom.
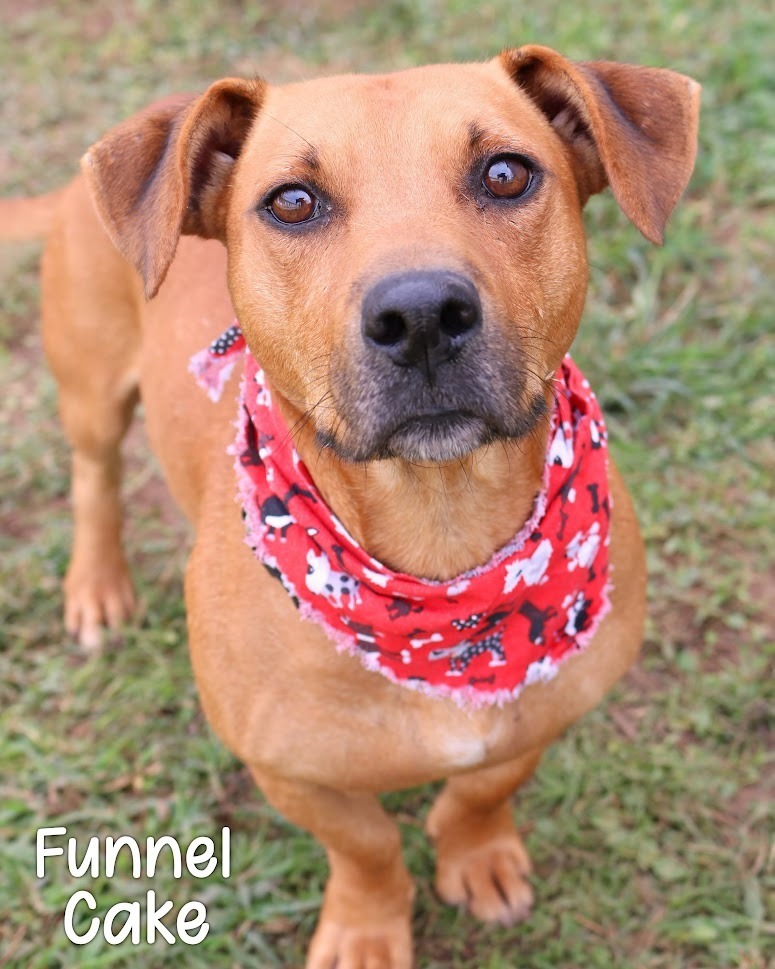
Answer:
[[728, 777, 775, 823]]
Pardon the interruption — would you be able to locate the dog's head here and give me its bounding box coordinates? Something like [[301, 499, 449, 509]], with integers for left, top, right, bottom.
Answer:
[[83, 47, 699, 463]]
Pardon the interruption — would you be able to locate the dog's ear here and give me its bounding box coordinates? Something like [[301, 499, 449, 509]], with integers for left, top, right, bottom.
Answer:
[[498, 45, 700, 243], [81, 78, 265, 299]]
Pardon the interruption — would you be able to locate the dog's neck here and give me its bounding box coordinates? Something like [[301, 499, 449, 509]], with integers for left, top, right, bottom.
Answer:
[[283, 402, 550, 581]]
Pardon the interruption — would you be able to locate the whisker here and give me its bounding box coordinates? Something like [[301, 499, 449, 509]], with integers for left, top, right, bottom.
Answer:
[[457, 456, 476, 502], [275, 390, 334, 453], [264, 111, 316, 152]]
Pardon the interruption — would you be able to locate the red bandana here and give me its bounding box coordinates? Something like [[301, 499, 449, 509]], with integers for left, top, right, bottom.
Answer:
[[191, 325, 612, 709]]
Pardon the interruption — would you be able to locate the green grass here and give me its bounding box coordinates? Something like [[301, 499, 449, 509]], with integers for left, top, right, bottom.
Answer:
[[1, 1, 773, 966]]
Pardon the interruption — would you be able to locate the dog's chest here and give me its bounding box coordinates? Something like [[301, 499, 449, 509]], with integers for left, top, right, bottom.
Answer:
[[234, 653, 521, 788], [416, 705, 514, 772], [435, 729, 493, 769]]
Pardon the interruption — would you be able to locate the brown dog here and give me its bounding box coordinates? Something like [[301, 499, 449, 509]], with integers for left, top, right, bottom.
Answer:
[[3, 46, 699, 968]]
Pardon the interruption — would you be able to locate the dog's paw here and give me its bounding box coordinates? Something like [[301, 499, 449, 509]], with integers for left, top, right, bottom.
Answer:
[[435, 834, 533, 926], [305, 914, 413, 969], [64, 560, 136, 652]]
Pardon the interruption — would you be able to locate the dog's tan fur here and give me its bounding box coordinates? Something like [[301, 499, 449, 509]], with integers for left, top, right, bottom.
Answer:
[[3, 46, 699, 968]]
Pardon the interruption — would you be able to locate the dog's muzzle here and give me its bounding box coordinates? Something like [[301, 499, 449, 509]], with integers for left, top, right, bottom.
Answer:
[[322, 269, 544, 463]]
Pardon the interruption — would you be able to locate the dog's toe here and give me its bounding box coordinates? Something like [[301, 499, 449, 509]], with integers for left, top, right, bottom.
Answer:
[[64, 562, 136, 652], [436, 835, 533, 926], [305, 915, 413, 969]]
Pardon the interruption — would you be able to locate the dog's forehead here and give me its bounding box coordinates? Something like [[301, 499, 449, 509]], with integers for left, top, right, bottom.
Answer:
[[248, 61, 550, 165]]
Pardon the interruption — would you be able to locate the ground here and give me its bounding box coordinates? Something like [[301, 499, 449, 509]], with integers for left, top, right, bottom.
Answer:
[[0, 1, 773, 967]]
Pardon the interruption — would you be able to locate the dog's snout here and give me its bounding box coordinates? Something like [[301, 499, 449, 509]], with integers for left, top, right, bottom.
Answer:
[[361, 271, 481, 377]]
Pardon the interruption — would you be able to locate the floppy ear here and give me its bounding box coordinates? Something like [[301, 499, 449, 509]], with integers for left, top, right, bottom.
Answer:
[[81, 78, 265, 299], [498, 45, 701, 243]]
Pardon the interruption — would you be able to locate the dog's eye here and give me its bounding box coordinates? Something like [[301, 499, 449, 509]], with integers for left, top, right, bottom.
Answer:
[[482, 156, 532, 199], [267, 186, 319, 224]]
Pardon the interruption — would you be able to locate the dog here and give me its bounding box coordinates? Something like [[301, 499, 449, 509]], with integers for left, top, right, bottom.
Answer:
[[2, 45, 699, 968]]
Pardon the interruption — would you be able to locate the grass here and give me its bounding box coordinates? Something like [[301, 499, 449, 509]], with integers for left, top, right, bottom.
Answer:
[[0, 1, 772, 966]]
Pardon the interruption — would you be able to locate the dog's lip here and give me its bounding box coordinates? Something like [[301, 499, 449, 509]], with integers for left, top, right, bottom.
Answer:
[[393, 408, 480, 430], [387, 409, 491, 446], [314, 409, 494, 462], [383, 410, 494, 462]]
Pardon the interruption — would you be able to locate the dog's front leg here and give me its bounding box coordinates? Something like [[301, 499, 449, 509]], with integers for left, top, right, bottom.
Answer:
[[425, 750, 542, 927], [251, 768, 415, 969]]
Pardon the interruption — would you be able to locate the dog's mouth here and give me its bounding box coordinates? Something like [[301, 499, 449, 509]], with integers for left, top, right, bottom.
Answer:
[[316, 408, 495, 462], [322, 316, 551, 464], [316, 396, 548, 464], [380, 410, 494, 462]]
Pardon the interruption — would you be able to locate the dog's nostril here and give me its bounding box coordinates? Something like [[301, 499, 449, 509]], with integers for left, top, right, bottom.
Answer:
[[440, 298, 478, 338], [372, 310, 407, 347], [361, 270, 481, 374]]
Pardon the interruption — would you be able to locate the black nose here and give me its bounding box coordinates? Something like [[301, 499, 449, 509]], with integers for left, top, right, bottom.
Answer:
[[361, 270, 482, 381]]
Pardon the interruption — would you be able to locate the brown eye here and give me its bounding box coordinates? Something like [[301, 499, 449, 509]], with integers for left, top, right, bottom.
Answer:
[[483, 157, 532, 199], [268, 186, 318, 224]]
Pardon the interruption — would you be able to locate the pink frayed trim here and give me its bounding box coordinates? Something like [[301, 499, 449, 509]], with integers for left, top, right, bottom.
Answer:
[[231, 364, 269, 540], [293, 590, 616, 711], [574, 576, 613, 654], [189, 347, 237, 403], [305, 578, 614, 711]]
